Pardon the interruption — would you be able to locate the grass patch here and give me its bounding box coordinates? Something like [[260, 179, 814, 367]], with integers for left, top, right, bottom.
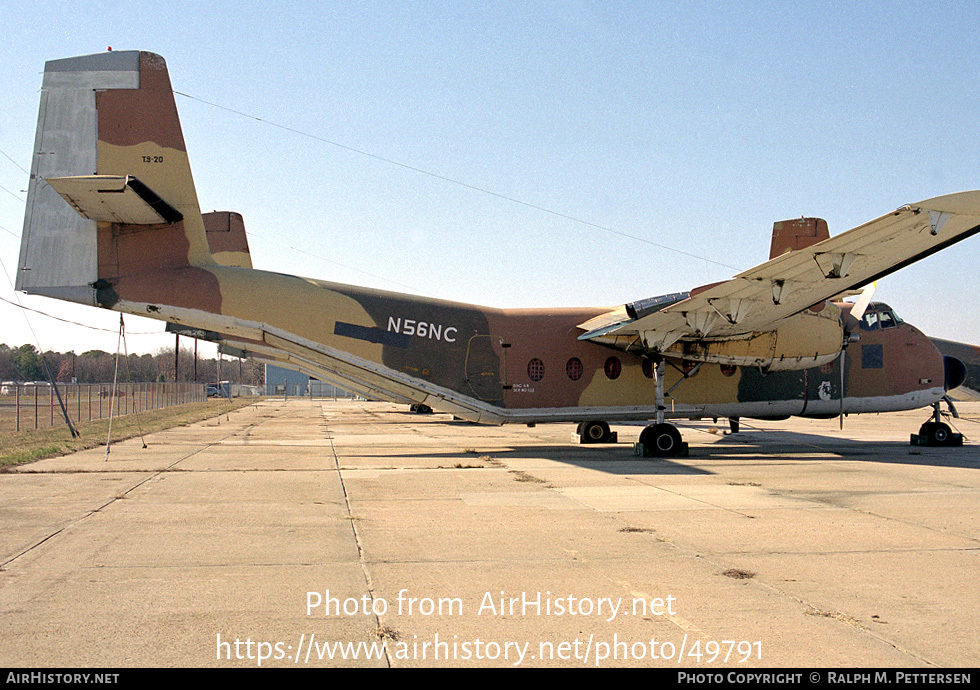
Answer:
[[805, 608, 861, 625], [0, 398, 257, 468], [508, 470, 552, 487], [374, 625, 400, 641]]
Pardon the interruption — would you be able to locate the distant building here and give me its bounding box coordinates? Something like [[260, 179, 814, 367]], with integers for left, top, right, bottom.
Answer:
[[264, 364, 310, 396], [263, 364, 352, 398]]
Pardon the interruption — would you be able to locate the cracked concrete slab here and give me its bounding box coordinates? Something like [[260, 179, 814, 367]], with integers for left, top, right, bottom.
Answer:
[[1, 399, 978, 667]]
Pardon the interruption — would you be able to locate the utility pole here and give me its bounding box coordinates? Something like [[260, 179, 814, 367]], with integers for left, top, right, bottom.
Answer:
[[174, 333, 179, 382]]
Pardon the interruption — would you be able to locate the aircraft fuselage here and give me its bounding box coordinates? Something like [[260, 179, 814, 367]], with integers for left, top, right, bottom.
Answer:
[[102, 261, 946, 426]]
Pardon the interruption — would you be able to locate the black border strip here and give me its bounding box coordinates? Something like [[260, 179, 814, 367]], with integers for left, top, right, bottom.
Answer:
[[334, 321, 410, 349], [126, 176, 184, 224]]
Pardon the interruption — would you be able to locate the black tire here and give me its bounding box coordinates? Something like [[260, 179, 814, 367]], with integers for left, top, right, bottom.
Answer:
[[931, 422, 952, 445], [919, 421, 953, 446], [581, 421, 611, 443], [639, 423, 683, 456]]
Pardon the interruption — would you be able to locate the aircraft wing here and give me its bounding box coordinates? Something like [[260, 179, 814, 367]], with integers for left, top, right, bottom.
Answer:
[[579, 191, 980, 354]]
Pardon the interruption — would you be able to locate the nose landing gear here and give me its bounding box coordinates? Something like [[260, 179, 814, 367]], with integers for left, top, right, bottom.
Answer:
[[911, 401, 963, 447]]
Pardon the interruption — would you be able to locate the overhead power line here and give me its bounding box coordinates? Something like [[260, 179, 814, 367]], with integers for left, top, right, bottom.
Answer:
[[0, 295, 161, 336], [174, 90, 740, 272]]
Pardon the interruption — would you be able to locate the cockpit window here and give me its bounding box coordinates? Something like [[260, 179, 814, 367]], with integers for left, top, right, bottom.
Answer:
[[859, 305, 902, 331]]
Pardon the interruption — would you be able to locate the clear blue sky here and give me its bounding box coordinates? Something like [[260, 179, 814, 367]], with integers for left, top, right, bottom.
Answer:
[[2, 1, 979, 356]]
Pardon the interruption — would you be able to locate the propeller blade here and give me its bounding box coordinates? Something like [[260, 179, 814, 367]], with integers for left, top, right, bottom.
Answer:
[[849, 281, 877, 323]]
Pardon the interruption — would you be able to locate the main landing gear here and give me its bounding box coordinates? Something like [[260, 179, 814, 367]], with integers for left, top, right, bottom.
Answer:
[[636, 422, 688, 457], [575, 419, 687, 456], [911, 401, 963, 447], [635, 357, 689, 457], [575, 358, 688, 456], [575, 421, 618, 444]]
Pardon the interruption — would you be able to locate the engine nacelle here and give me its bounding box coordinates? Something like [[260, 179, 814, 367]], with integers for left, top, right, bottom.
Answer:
[[661, 303, 844, 372]]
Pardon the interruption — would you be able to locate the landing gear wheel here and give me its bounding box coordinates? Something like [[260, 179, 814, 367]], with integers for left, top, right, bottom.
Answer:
[[919, 421, 953, 446], [578, 421, 612, 444], [639, 423, 684, 457]]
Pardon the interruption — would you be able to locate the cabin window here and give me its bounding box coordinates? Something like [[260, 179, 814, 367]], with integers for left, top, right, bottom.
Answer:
[[642, 360, 655, 378], [527, 358, 545, 382], [566, 357, 583, 381], [720, 364, 737, 377], [878, 310, 896, 329], [604, 357, 622, 380]]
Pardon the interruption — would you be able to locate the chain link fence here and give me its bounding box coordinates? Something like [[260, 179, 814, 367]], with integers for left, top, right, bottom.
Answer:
[[0, 382, 209, 432], [262, 381, 355, 399]]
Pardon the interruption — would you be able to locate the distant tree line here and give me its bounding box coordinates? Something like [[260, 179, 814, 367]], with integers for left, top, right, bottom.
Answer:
[[0, 343, 265, 385]]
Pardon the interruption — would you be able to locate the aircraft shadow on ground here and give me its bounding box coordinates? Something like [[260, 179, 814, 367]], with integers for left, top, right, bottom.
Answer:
[[381, 416, 980, 472], [349, 441, 711, 476], [683, 425, 980, 470]]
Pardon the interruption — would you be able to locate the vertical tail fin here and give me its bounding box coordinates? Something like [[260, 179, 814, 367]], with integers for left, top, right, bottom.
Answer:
[[769, 217, 829, 260], [17, 50, 212, 307], [203, 211, 252, 268]]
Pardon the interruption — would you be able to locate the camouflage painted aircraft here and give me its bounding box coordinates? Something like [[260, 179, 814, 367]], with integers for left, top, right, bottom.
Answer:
[[15, 51, 980, 455]]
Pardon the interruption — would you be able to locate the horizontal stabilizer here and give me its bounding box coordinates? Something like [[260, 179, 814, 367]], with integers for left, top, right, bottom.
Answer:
[[46, 175, 183, 225]]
